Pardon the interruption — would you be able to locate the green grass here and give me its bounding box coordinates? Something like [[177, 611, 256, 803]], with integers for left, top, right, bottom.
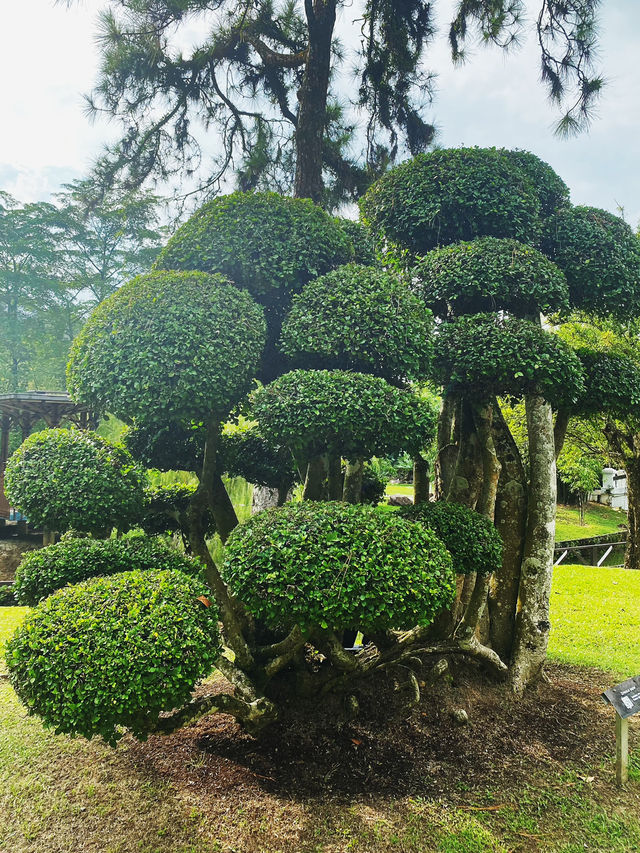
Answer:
[[555, 503, 627, 542], [548, 564, 640, 678], [385, 482, 413, 496]]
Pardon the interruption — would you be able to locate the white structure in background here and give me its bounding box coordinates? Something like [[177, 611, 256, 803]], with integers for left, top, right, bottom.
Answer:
[[589, 467, 629, 511]]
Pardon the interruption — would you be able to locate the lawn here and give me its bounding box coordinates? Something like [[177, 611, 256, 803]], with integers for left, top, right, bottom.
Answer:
[[555, 503, 627, 542], [1, 566, 639, 853]]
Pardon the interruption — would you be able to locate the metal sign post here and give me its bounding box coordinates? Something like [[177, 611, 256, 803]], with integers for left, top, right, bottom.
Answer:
[[603, 675, 640, 787]]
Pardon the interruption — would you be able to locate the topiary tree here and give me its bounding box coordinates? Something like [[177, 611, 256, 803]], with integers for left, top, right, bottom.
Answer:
[[334, 218, 378, 267], [280, 264, 434, 383], [4, 428, 146, 535], [123, 419, 205, 473], [14, 535, 204, 605]]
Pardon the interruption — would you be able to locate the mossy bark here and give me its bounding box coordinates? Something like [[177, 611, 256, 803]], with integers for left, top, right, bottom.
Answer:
[[447, 399, 481, 509], [303, 455, 329, 501], [509, 393, 557, 695], [343, 459, 364, 503]]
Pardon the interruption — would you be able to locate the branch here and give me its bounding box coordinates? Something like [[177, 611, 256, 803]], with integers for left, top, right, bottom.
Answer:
[[148, 691, 278, 736], [248, 37, 308, 68]]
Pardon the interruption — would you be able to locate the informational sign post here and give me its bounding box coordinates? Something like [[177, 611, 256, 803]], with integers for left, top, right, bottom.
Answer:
[[602, 675, 640, 786]]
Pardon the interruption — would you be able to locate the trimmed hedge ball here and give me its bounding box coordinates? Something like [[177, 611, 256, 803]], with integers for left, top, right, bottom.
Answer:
[[252, 369, 438, 460], [360, 147, 543, 257], [6, 570, 221, 744], [541, 206, 640, 317], [14, 535, 205, 605], [280, 264, 434, 382], [413, 238, 569, 318], [573, 348, 640, 419], [502, 149, 570, 217], [335, 218, 378, 266], [155, 191, 352, 301], [5, 429, 146, 535], [222, 502, 455, 631], [67, 270, 266, 423], [399, 500, 503, 576], [433, 314, 585, 408]]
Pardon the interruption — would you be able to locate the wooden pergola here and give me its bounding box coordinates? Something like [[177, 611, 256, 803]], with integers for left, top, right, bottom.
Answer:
[[0, 392, 94, 519]]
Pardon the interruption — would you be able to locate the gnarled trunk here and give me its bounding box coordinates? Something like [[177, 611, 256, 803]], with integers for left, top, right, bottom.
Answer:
[[447, 398, 482, 509]]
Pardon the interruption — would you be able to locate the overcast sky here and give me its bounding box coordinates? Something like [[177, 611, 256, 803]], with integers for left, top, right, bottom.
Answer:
[[1, 1, 639, 224]]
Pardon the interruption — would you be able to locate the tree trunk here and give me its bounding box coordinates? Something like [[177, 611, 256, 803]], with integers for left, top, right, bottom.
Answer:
[[447, 398, 481, 509], [294, 0, 336, 202], [624, 454, 640, 571], [303, 454, 329, 500], [489, 401, 528, 660], [436, 392, 458, 499], [327, 453, 343, 500], [413, 453, 430, 504], [471, 401, 501, 522], [509, 393, 557, 695], [343, 459, 364, 503], [252, 485, 280, 514]]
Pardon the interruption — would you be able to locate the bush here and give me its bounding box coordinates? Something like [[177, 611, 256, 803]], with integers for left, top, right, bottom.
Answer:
[[67, 270, 266, 424], [5, 429, 147, 535], [541, 206, 640, 317], [222, 502, 455, 632], [220, 428, 297, 492], [252, 369, 438, 461], [433, 314, 585, 408], [573, 348, 640, 419], [502, 149, 570, 217], [6, 570, 221, 744], [360, 464, 387, 505], [138, 483, 204, 538], [413, 238, 569, 318], [280, 264, 434, 382], [334, 218, 378, 266], [123, 419, 205, 473], [155, 192, 352, 302], [360, 147, 543, 258], [0, 585, 17, 606], [14, 535, 204, 605], [400, 501, 503, 576]]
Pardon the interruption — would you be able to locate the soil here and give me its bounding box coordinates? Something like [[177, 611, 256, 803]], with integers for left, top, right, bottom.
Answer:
[[124, 661, 626, 802]]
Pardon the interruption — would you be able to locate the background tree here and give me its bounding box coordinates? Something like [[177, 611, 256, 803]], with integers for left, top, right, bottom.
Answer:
[[69, 0, 603, 205]]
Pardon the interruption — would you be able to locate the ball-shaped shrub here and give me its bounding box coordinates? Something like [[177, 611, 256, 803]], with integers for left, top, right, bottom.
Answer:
[[360, 464, 387, 506], [14, 535, 205, 605], [433, 314, 585, 408], [123, 418, 205, 473], [335, 218, 378, 266], [280, 264, 434, 382], [67, 270, 266, 423], [5, 429, 146, 534], [6, 570, 220, 744], [400, 501, 503, 576], [220, 428, 297, 491], [573, 348, 640, 419], [502, 149, 570, 217], [413, 238, 569, 318], [155, 192, 352, 302], [223, 502, 455, 631], [252, 369, 438, 460], [541, 206, 640, 316], [360, 147, 542, 257]]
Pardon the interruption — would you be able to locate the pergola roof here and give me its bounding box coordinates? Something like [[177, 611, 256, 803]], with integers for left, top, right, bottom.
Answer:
[[0, 392, 90, 424]]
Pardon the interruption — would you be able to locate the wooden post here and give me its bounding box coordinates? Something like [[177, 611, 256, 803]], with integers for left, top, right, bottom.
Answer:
[[616, 713, 629, 786]]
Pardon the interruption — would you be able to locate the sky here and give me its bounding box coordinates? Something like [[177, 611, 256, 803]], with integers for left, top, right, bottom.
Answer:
[[1, 1, 639, 225]]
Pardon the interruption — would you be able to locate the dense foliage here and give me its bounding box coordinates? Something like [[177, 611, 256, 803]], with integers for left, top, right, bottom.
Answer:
[[123, 419, 205, 472], [413, 238, 569, 318], [223, 502, 455, 632], [360, 148, 545, 257], [67, 270, 266, 423], [433, 315, 585, 407], [573, 348, 640, 420], [502, 150, 571, 217], [155, 193, 352, 301], [14, 536, 203, 605], [280, 264, 434, 382], [138, 483, 201, 538], [400, 501, 503, 576], [220, 428, 297, 492], [4, 429, 146, 534], [252, 370, 438, 460], [541, 206, 640, 316], [6, 570, 220, 744], [335, 219, 378, 266]]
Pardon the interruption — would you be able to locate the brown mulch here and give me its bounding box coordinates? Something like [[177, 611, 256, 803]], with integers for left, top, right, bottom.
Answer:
[[123, 662, 623, 803]]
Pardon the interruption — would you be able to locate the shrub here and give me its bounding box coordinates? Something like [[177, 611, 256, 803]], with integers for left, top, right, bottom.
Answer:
[[67, 270, 266, 423], [14, 535, 204, 605], [541, 206, 640, 317], [335, 218, 378, 266], [155, 192, 352, 301], [222, 502, 455, 632], [573, 348, 640, 419], [360, 464, 387, 505], [123, 419, 205, 473], [400, 501, 503, 576], [413, 238, 569, 318], [5, 429, 146, 535], [280, 264, 434, 382], [138, 483, 202, 538], [252, 369, 438, 461], [220, 428, 297, 492], [6, 570, 221, 744], [433, 314, 585, 408], [360, 147, 543, 258], [501, 149, 571, 217], [0, 585, 17, 606]]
